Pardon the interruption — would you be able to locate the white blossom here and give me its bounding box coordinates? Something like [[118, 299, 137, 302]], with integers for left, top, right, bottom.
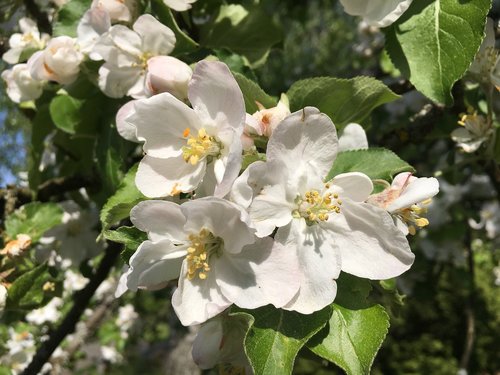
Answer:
[[0, 284, 6, 315], [242, 94, 290, 150], [1, 64, 44, 103], [367, 172, 439, 235], [91, 0, 137, 23], [26, 297, 63, 325], [77, 7, 111, 57], [339, 0, 413, 28], [1, 328, 36, 374], [28, 36, 83, 85], [118, 198, 300, 326], [231, 107, 414, 314], [451, 113, 493, 153], [469, 18, 499, 86], [130, 61, 246, 198], [93, 14, 176, 98], [3, 18, 49, 64], [145, 56, 192, 100]]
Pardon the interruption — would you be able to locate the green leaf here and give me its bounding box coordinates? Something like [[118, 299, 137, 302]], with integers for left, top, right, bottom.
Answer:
[[6, 263, 56, 309], [233, 72, 276, 113], [242, 152, 266, 171], [200, 4, 283, 67], [335, 273, 373, 310], [385, 0, 491, 105], [5, 202, 63, 242], [53, 0, 92, 37], [308, 304, 390, 375], [49, 95, 100, 135], [287, 77, 399, 129], [100, 164, 146, 230], [103, 226, 146, 264], [326, 148, 415, 182], [233, 305, 332, 375], [151, 0, 198, 55]]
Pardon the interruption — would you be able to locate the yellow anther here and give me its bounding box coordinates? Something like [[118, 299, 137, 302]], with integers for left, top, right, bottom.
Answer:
[[182, 127, 221, 165], [408, 226, 417, 235], [185, 229, 222, 281], [415, 218, 429, 227], [183, 128, 190, 138]]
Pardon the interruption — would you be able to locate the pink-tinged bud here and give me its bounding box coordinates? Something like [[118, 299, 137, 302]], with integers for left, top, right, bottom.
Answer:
[[145, 56, 192, 101], [91, 0, 137, 23]]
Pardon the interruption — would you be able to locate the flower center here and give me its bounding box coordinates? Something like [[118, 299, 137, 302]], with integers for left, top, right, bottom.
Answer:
[[397, 199, 432, 235], [185, 228, 223, 281], [181, 128, 221, 165], [292, 184, 342, 225]]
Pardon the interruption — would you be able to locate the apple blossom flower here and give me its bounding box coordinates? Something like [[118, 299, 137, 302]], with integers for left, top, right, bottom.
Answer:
[[192, 315, 251, 371], [242, 94, 290, 150], [163, 0, 197, 12], [91, 0, 137, 23], [468, 201, 500, 240], [338, 123, 369, 151], [367, 172, 439, 235], [39, 201, 103, 266], [451, 112, 493, 153], [118, 197, 300, 326], [3, 18, 50, 64], [1, 64, 44, 103], [93, 14, 176, 98], [1, 328, 36, 374], [130, 61, 246, 198], [26, 297, 63, 325], [145, 56, 192, 100], [27, 36, 84, 85], [76, 7, 111, 58], [231, 107, 414, 314], [469, 18, 499, 86], [339, 0, 413, 28]]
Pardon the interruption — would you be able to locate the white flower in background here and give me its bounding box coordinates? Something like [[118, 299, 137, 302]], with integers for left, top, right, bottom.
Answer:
[[468, 201, 500, 240], [192, 315, 251, 371], [339, 0, 413, 28], [367, 172, 439, 235], [0, 284, 7, 314], [163, 0, 197, 12], [64, 269, 89, 293], [469, 18, 498, 85], [116, 304, 138, 338], [76, 7, 111, 57], [451, 113, 493, 153], [40, 201, 103, 266], [1, 328, 36, 374], [93, 14, 176, 98], [28, 36, 84, 85], [338, 123, 369, 151], [118, 198, 299, 326], [1, 64, 44, 103], [145, 56, 192, 100], [130, 61, 246, 198], [242, 94, 290, 150], [91, 0, 137, 23], [231, 107, 414, 314], [3, 18, 50, 64], [26, 297, 63, 325]]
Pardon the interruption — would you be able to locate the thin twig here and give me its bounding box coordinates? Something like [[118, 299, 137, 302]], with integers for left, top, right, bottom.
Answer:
[[21, 243, 121, 375]]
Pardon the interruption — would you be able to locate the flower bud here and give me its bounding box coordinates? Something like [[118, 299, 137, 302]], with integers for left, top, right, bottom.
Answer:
[[145, 56, 192, 101], [1, 63, 44, 103], [28, 36, 83, 85], [91, 0, 137, 23]]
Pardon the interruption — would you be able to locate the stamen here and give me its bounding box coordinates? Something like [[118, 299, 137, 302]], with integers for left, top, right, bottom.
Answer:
[[182, 128, 221, 165], [185, 229, 222, 281]]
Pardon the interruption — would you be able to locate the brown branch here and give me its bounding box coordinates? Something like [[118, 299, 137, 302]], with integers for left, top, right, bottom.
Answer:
[[21, 243, 121, 375], [23, 0, 52, 35]]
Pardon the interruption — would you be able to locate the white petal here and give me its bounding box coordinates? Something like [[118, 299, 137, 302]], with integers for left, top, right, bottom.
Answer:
[[267, 107, 338, 180], [339, 0, 414, 28], [130, 93, 200, 158], [133, 14, 176, 56], [116, 100, 139, 142], [76, 8, 111, 55], [108, 24, 142, 57], [192, 319, 223, 369], [172, 262, 231, 326], [126, 239, 186, 291], [230, 160, 268, 209], [324, 199, 414, 279], [249, 182, 294, 237], [189, 61, 245, 134], [278, 220, 341, 314], [98, 63, 143, 98], [387, 177, 439, 212], [213, 130, 243, 198], [145, 56, 192, 100], [130, 200, 187, 243], [215, 237, 301, 309], [163, 0, 197, 12], [135, 155, 206, 197], [329, 172, 373, 202], [181, 197, 255, 253], [338, 123, 368, 151]]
